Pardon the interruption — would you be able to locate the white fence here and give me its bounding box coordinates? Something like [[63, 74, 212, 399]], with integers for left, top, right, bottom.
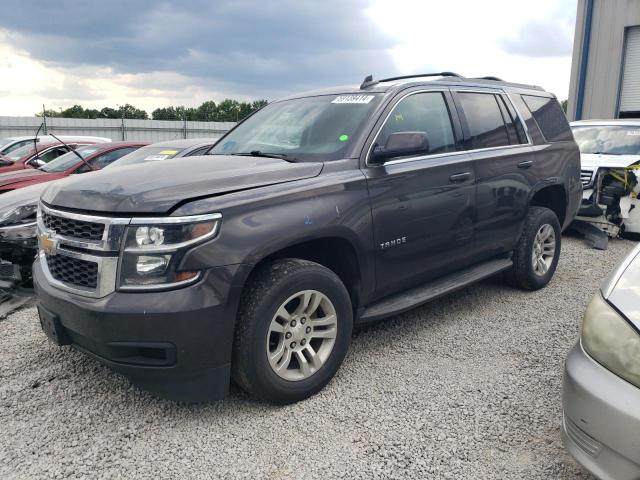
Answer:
[[0, 117, 236, 143]]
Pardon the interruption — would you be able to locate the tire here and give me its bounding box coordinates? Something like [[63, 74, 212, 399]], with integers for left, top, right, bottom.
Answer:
[[506, 206, 561, 290], [232, 259, 353, 404]]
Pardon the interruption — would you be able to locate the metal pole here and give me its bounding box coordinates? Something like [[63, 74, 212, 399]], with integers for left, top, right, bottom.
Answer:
[[121, 106, 126, 141], [42, 104, 48, 134], [183, 107, 187, 139]]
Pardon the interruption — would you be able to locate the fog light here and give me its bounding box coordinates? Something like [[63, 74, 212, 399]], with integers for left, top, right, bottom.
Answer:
[[136, 255, 169, 275]]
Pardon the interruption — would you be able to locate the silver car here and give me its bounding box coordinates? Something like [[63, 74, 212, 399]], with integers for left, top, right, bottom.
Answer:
[[563, 243, 640, 479]]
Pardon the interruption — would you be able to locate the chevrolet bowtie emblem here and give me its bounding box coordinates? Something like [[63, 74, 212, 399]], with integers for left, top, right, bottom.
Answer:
[[38, 232, 57, 254]]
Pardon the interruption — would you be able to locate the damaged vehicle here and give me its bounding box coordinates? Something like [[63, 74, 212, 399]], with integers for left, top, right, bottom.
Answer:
[[0, 139, 99, 173], [33, 73, 580, 404], [0, 141, 146, 194], [572, 120, 640, 238], [0, 135, 110, 156], [0, 139, 216, 284]]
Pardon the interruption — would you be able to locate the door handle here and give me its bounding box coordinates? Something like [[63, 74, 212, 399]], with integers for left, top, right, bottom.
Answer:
[[449, 172, 471, 183], [518, 160, 534, 169]]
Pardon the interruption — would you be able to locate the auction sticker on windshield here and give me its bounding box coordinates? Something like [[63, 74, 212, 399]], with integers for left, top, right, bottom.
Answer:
[[332, 95, 374, 104]]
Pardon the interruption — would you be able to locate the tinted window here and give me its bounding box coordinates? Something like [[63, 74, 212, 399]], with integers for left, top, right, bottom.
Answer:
[[376, 92, 456, 158], [501, 96, 528, 143], [496, 96, 527, 145], [522, 95, 572, 142], [458, 93, 510, 149]]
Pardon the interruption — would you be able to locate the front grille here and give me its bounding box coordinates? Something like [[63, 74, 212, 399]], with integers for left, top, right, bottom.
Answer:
[[42, 211, 104, 241], [45, 253, 98, 289], [581, 169, 594, 187]]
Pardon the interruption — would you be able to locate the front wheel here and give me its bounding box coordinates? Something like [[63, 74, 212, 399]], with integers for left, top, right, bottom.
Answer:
[[506, 206, 561, 290], [232, 259, 353, 404]]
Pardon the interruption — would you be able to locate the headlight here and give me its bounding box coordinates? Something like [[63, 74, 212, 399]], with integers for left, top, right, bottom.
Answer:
[[581, 292, 640, 388], [0, 204, 37, 227], [118, 213, 221, 290], [0, 204, 38, 241]]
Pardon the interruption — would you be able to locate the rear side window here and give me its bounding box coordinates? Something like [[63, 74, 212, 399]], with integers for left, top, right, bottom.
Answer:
[[458, 93, 510, 149], [521, 95, 572, 142]]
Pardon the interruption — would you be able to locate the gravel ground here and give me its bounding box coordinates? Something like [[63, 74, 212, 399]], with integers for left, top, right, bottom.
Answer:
[[0, 234, 636, 479]]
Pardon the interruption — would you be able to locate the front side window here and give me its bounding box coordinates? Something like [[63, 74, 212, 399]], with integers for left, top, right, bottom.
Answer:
[[210, 94, 383, 162], [458, 92, 510, 149], [375, 92, 456, 158], [38, 146, 71, 163], [572, 125, 640, 155], [522, 95, 572, 142]]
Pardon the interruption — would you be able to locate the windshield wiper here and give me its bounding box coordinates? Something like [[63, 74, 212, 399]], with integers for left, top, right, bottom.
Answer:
[[229, 151, 298, 162]]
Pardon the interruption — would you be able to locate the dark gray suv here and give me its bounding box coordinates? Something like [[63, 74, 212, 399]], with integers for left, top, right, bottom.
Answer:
[[33, 73, 581, 404]]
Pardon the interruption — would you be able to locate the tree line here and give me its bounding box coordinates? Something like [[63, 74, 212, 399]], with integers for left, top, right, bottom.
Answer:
[[37, 99, 269, 122]]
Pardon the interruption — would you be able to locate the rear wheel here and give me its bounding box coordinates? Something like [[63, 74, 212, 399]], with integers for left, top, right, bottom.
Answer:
[[233, 259, 352, 404], [506, 206, 561, 290]]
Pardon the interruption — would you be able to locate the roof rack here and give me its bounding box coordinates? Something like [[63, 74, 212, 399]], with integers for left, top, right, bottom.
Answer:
[[360, 72, 462, 89], [473, 76, 503, 81]]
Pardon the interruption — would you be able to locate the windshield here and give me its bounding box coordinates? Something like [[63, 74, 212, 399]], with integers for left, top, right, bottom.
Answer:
[[0, 138, 14, 150], [40, 146, 100, 172], [4, 143, 36, 162], [107, 146, 184, 167], [210, 94, 383, 162], [572, 126, 640, 155]]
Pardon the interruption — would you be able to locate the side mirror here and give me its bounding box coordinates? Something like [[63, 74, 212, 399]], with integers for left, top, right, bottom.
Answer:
[[28, 157, 45, 168], [370, 131, 430, 164]]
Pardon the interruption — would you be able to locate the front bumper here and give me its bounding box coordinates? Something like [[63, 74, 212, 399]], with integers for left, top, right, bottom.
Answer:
[[562, 342, 640, 480], [33, 258, 251, 402]]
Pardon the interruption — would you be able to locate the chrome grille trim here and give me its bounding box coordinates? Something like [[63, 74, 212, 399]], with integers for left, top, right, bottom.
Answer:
[[37, 204, 130, 298], [37, 204, 222, 298]]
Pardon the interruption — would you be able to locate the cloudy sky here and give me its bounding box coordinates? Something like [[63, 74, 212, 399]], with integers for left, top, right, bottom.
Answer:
[[0, 0, 577, 116]]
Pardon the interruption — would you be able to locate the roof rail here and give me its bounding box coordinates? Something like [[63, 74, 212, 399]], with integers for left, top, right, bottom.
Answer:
[[360, 72, 463, 89], [474, 76, 503, 81]]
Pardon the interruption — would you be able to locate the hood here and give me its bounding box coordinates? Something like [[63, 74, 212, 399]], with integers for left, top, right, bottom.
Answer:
[[580, 153, 640, 170], [42, 155, 324, 214], [0, 168, 47, 188], [604, 244, 640, 330], [0, 181, 49, 213]]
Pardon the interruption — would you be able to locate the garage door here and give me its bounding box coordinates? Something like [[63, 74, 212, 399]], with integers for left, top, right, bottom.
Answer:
[[619, 26, 640, 117]]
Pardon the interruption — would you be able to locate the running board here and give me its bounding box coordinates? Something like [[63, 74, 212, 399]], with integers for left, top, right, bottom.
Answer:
[[359, 257, 513, 322]]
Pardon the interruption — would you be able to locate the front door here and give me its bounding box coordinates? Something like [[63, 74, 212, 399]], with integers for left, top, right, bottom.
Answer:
[[363, 90, 477, 300]]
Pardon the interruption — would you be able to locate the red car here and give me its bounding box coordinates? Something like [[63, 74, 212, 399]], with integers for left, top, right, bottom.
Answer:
[[0, 142, 147, 193], [0, 140, 107, 173]]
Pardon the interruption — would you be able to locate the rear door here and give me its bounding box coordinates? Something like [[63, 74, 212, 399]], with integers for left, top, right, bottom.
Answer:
[[452, 90, 535, 260], [363, 88, 477, 299]]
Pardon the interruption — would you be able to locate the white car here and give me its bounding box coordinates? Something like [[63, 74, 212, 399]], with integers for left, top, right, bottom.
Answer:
[[571, 120, 640, 236], [0, 135, 111, 156]]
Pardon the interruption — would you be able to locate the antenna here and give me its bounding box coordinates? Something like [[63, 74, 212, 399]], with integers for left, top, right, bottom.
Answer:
[[360, 74, 378, 89]]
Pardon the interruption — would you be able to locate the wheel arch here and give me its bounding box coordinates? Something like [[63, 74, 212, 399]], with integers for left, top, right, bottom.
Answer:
[[240, 232, 367, 318], [529, 182, 568, 228]]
